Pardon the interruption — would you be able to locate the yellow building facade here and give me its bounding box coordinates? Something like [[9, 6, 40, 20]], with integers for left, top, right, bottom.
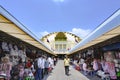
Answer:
[[41, 32, 81, 54]]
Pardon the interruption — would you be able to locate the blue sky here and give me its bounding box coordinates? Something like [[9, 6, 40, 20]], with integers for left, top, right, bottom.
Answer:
[[0, 0, 120, 39]]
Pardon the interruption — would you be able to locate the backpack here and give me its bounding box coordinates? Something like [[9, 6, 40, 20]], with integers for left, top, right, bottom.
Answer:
[[34, 60, 38, 69]]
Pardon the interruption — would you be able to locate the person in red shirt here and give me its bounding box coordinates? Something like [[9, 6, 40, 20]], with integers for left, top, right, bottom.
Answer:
[[26, 60, 32, 68]]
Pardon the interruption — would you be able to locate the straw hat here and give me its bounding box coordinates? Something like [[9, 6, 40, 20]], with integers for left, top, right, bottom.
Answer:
[[1, 56, 9, 62]]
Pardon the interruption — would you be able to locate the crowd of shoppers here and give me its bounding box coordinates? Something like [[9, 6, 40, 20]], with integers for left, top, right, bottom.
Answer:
[[0, 54, 57, 80], [0, 41, 58, 80], [73, 56, 117, 80]]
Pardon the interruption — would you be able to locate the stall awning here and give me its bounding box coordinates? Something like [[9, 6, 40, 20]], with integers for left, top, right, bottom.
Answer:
[[69, 9, 120, 55], [0, 6, 55, 55]]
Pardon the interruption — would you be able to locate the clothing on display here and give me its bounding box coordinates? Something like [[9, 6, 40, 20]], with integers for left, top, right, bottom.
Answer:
[[2, 42, 9, 52]]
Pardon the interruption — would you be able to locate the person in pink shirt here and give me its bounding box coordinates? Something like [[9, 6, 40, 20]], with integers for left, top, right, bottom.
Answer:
[[83, 60, 88, 75], [93, 59, 98, 75], [105, 62, 117, 80]]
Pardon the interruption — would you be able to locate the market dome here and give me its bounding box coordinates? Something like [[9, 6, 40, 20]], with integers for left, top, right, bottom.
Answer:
[[41, 32, 81, 54]]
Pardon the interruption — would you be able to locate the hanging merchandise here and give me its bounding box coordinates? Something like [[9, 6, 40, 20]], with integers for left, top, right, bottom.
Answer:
[[119, 52, 120, 59], [115, 51, 120, 59], [14, 45, 18, 51], [32, 50, 36, 53], [2, 42, 10, 54], [87, 49, 93, 55], [0, 42, 2, 48], [79, 53, 81, 58], [23, 48, 27, 62], [8, 43, 12, 50], [104, 51, 117, 79], [105, 62, 117, 79], [18, 43, 24, 50], [2, 42, 9, 51], [18, 49, 26, 62], [9, 45, 19, 66], [83, 53, 86, 58], [26, 48, 32, 58], [0, 48, 5, 61], [104, 51, 115, 62]]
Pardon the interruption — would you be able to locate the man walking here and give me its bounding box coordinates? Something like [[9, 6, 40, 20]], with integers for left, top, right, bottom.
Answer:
[[35, 55, 42, 80], [41, 55, 45, 79], [64, 56, 70, 76]]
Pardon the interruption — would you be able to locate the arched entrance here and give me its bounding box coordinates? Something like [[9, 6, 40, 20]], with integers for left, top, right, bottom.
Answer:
[[57, 54, 65, 60]]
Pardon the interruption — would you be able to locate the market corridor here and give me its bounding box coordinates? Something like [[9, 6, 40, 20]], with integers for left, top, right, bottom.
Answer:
[[43, 60, 89, 80]]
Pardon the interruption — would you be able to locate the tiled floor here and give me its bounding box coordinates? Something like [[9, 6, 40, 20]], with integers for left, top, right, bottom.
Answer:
[[43, 60, 89, 80], [80, 71, 101, 80]]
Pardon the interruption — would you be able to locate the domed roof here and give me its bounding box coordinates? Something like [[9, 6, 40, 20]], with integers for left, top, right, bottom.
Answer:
[[41, 32, 81, 42], [55, 32, 67, 41]]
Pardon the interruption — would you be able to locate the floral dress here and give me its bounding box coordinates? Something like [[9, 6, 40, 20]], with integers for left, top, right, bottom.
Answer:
[[0, 62, 12, 80]]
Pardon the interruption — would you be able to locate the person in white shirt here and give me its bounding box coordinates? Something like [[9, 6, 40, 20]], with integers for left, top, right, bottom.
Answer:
[[80, 57, 84, 71], [35, 55, 42, 80], [48, 57, 54, 69], [44, 57, 49, 75], [51, 58, 54, 69], [41, 55, 45, 79]]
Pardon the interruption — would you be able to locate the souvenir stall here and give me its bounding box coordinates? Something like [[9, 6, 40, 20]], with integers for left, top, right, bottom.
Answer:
[[102, 42, 120, 79], [0, 31, 27, 65], [103, 51, 117, 79], [0, 31, 53, 80], [0, 31, 50, 64], [0, 31, 28, 79]]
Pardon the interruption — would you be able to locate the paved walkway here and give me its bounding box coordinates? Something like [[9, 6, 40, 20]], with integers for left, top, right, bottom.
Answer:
[[43, 60, 89, 80]]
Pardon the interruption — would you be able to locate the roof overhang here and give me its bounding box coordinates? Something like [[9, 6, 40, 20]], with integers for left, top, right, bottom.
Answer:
[[71, 25, 120, 54], [69, 9, 120, 55], [0, 6, 55, 55]]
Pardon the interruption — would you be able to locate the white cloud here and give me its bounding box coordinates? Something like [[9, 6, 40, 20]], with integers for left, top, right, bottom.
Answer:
[[36, 28, 91, 39], [36, 31, 49, 39], [70, 28, 91, 39], [40, 31, 49, 36]]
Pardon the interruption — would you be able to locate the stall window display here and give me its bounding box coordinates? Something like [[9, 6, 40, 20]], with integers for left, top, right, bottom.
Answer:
[[104, 51, 115, 62]]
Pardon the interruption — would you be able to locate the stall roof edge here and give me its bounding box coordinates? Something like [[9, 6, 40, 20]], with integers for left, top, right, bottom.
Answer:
[[0, 5, 54, 55], [69, 8, 120, 55]]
